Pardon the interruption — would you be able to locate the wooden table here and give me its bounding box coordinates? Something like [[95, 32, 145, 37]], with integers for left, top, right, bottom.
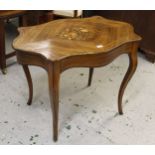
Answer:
[[13, 16, 141, 141], [0, 10, 53, 74], [0, 10, 30, 74]]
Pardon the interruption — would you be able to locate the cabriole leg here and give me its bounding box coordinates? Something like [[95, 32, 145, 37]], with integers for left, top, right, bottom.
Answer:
[[118, 43, 138, 115], [48, 62, 60, 142], [23, 65, 33, 105], [88, 67, 94, 87]]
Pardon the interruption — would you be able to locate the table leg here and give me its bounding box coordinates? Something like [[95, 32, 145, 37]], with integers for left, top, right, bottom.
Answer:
[[88, 67, 94, 86], [22, 65, 33, 105], [0, 19, 7, 74], [48, 62, 60, 142], [118, 43, 138, 115]]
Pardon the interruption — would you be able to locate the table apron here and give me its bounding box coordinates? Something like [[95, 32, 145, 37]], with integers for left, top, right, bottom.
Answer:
[[60, 43, 133, 72], [16, 42, 138, 73]]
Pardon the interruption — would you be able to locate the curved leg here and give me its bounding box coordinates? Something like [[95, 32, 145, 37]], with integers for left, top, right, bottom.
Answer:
[[88, 67, 94, 87], [118, 43, 138, 115], [22, 65, 33, 105], [48, 62, 60, 142]]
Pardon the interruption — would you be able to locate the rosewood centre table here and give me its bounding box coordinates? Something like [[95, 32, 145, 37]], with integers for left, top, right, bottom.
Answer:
[[13, 16, 141, 141]]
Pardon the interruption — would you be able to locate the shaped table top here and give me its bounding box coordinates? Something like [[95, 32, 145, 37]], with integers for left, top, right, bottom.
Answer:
[[13, 16, 141, 61]]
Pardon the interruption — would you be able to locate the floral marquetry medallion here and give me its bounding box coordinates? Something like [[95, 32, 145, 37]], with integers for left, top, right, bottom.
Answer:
[[56, 27, 95, 41]]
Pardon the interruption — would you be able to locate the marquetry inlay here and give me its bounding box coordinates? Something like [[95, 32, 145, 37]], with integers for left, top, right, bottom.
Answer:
[[56, 27, 95, 41]]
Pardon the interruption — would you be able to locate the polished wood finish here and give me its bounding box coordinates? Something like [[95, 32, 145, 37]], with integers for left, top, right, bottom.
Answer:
[[0, 11, 28, 19], [13, 16, 141, 141], [23, 65, 33, 106], [118, 43, 138, 114], [0, 10, 29, 74], [38, 10, 53, 23], [85, 10, 155, 62], [13, 16, 140, 60], [88, 68, 94, 87], [48, 61, 60, 142], [0, 10, 53, 74]]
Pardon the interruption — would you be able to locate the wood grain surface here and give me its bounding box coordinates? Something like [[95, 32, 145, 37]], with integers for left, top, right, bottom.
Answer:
[[13, 16, 141, 61]]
